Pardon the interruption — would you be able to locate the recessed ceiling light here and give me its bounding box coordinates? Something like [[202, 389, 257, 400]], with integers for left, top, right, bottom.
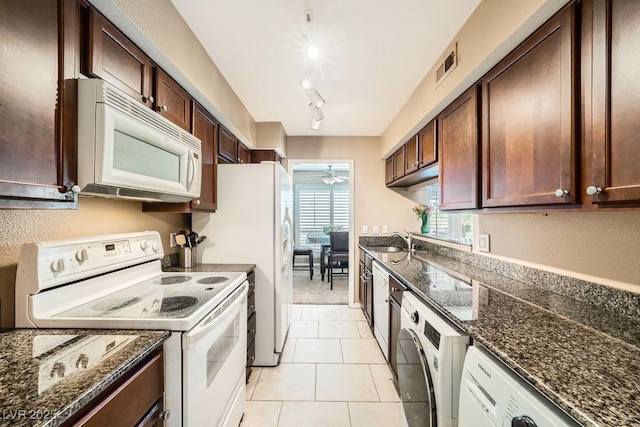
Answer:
[[307, 46, 319, 59]]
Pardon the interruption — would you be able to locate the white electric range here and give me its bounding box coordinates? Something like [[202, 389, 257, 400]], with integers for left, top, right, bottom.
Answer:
[[15, 231, 248, 427]]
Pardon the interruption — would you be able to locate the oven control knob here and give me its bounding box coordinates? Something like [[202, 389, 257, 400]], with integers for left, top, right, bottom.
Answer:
[[50, 362, 65, 378], [140, 240, 149, 251], [75, 249, 89, 264], [512, 415, 537, 427], [76, 353, 89, 369], [151, 241, 160, 253], [410, 311, 420, 324], [50, 258, 65, 273]]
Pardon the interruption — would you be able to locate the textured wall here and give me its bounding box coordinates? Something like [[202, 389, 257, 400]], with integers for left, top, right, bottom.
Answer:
[[477, 213, 640, 289], [0, 198, 189, 327]]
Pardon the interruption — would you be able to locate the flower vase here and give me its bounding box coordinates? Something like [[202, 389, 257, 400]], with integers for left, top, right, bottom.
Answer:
[[420, 213, 430, 235]]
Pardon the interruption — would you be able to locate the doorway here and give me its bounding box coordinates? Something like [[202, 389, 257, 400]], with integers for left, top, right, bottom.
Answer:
[[288, 160, 355, 306]]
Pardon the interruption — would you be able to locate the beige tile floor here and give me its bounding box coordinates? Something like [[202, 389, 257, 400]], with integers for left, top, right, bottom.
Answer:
[[241, 304, 401, 427]]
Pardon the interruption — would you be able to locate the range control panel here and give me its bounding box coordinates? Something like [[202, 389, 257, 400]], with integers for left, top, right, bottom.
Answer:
[[18, 231, 164, 293]]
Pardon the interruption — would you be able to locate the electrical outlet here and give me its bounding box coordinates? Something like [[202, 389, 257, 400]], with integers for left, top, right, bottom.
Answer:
[[382, 225, 388, 234], [372, 225, 379, 235], [478, 234, 490, 252], [169, 233, 177, 248], [362, 225, 368, 234]]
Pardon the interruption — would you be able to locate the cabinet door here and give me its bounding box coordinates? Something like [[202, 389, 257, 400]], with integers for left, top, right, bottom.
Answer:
[[218, 125, 238, 163], [385, 158, 395, 185], [482, 3, 577, 207], [191, 103, 218, 211], [359, 262, 366, 312], [238, 142, 251, 164], [404, 135, 420, 174], [87, 8, 153, 108], [418, 120, 437, 168], [136, 400, 163, 427], [251, 150, 281, 164], [388, 297, 401, 380], [154, 68, 192, 132], [393, 148, 406, 180], [0, 0, 78, 208], [589, 0, 640, 203], [438, 85, 480, 210]]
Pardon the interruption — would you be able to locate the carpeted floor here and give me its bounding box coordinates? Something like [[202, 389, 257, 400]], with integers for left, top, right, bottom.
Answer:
[[292, 265, 349, 305]]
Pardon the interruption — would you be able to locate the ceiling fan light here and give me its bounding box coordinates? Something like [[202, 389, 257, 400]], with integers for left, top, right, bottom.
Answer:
[[322, 175, 336, 185], [305, 88, 325, 108], [310, 118, 321, 130]]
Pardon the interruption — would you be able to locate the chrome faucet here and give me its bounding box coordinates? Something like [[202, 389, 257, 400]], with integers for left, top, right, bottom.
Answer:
[[390, 229, 414, 254]]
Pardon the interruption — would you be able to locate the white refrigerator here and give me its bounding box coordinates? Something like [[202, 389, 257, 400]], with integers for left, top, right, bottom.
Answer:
[[193, 162, 293, 366]]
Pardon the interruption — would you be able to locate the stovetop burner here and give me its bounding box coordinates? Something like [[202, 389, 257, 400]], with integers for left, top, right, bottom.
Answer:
[[196, 277, 228, 285], [160, 296, 198, 312], [156, 275, 192, 285]]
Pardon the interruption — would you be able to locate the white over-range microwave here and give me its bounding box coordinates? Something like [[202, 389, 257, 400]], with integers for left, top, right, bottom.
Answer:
[[77, 78, 201, 202]]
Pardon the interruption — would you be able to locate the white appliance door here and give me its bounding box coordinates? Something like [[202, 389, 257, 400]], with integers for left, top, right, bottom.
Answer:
[[275, 164, 294, 354], [182, 283, 247, 426], [373, 275, 389, 359]]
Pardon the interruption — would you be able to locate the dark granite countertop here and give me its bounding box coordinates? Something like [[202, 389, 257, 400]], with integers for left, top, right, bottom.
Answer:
[[0, 329, 169, 427], [360, 245, 640, 427], [164, 263, 256, 274]]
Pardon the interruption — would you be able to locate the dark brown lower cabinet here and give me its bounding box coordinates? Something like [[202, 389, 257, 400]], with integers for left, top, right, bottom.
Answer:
[[65, 351, 165, 426], [246, 270, 256, 382]]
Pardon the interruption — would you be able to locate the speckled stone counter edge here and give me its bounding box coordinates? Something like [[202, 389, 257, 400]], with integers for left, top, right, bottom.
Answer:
[[360, 236, 640, 319]]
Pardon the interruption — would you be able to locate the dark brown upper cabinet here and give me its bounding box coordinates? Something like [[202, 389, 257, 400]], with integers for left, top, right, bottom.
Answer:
[[250, 150, 281, 164], [438, 85, 480, 210], [393, 148, 406, 181], [218, 125, 238, 164], [482, 2, 577, 208], [404, 135, 420, 175], [385, 158, 395, 185], [0, 0, 79, 208], [86, 7, 154, 108], [154, 68, 192, 132], [238, 142, 251, 164], [418, 120, 437, 169], [588, 0, 640, 204]]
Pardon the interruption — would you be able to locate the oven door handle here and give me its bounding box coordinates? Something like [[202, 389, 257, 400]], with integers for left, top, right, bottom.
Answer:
[[182, 282, 247, 349]]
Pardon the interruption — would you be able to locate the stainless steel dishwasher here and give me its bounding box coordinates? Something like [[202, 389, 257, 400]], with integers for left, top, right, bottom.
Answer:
[[372, 261, 390, 359]]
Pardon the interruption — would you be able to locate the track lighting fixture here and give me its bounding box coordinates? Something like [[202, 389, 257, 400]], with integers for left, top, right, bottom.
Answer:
[[308, 103, 324, 121], [305, 88, 325, 108], [310, 118, 321, 130]]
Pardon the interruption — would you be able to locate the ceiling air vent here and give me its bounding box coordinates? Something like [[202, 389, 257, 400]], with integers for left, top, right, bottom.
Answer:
[[436, 42, 457, 86]]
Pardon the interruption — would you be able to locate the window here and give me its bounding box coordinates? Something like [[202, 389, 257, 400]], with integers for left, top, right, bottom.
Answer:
[[422, 183, 473, 245], [294, 184, 350, 252]]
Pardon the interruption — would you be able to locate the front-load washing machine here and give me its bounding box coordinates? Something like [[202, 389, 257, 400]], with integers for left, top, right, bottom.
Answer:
[[459, 345, 580, 427], [398, 291, 470, 427]]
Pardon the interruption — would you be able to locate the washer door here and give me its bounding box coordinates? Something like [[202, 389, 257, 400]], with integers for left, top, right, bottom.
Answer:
[[397, 327, 437, 427]]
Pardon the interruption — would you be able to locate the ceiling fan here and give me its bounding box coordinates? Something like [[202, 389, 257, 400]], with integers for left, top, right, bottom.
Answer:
[[305, 165, 349, 185]]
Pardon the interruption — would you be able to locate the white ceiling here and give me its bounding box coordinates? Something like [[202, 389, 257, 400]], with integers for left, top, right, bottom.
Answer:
[[170, 0, 481, 136]]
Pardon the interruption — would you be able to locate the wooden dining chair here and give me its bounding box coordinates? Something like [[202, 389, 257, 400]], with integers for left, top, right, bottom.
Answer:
[[327, 231, 349, 290]]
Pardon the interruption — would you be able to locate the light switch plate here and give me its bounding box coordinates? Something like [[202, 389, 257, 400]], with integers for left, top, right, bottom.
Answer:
[[478, 234, 490, 252], [382, 225, 388, 234], [372, 225, 379, 235], [362, 225, 368, 234], [169, 233, 177, 248]]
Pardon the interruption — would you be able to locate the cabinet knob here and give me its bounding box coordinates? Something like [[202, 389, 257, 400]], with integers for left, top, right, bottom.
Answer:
[[586, 185, 603, 196], [142, 95, 154, 104], [554, 189, 569, 198], [158, 409, 171, 421], [248, 304, 255, 310], [384, 298, 389, 303], [194, 199, 201, 205], [157, 104, 168, 112], [391, 287, 400, 292], [249, 355, 255, 361], [412, 162, 418, 167], [70, 185, 81, 194]]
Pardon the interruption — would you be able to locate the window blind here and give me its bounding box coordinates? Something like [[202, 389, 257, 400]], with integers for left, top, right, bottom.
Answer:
[[294, 184, 350, 251]]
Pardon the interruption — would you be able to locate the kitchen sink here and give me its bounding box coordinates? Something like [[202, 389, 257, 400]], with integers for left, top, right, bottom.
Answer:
[[367, 246, 406, 253]]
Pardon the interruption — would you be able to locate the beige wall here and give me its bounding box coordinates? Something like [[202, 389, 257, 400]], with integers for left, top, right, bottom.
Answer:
[[102, 0, 257, 147], [0, 198, 189, 327], [476, 213, 640, 289], [381, 0, 567, 156], [256, 122, 287, 155]]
